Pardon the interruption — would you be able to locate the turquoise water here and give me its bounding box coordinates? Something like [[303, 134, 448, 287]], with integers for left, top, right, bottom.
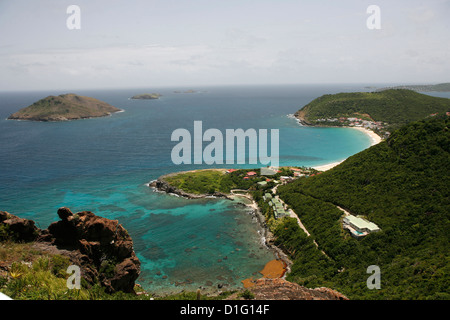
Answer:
[[0, 84, 376, 294]]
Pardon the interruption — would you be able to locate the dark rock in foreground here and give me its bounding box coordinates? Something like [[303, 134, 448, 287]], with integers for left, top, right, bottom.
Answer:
[[1, 207, 140, 294], [0, 211, 39, 242]]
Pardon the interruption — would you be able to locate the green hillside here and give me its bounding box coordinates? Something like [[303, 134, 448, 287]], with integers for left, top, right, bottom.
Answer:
[[276, 115, 450, 299], [295, 89, 450, 133], [8, 94, 121, 121], [377, 83, 450, 92]]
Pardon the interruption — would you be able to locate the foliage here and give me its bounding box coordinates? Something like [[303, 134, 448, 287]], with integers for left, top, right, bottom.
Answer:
[[300, 89, 450, 132], [276, 115, 450, 299], [0, 224, 11, 241], [0, 240, 237, 300], [163, 168, 295, 195], [238, 289, 255, 300], [7, 93, 120, 121]]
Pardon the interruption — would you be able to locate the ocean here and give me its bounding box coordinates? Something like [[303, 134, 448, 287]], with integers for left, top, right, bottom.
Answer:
[[0, 84, 380, 295]]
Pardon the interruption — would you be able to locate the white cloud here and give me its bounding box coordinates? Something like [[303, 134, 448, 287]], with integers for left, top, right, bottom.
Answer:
[[0, 44, 217, 89], [407, 7, 436, 23], [0, 0, 448, 90]]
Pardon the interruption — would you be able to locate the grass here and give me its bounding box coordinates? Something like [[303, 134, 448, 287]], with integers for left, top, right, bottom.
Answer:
[[1, 241, 122, 300], [8, 94, 120, 121], [164, 169, 232, 194], [0, 240, 237, 300], [0, 245, 86, 300]]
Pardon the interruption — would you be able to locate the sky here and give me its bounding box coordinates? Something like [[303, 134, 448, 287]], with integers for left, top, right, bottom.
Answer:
[[0, 0, 449, 91]]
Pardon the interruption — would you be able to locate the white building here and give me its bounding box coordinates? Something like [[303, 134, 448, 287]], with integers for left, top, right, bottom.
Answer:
[[343, 215, 380, 238]]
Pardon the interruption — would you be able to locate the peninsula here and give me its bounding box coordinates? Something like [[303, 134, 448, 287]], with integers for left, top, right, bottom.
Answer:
[[7, 93, 121, 122], [295, 89, 450, 136], [276, 114, 449, 300], [377, 82, 450, 92], [151, 113, 450, 300], [130, 93, 161, 100]]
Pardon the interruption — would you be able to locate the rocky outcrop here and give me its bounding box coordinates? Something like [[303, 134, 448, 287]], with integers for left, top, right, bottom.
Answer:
[[230, 278, 348, 300], [293, 109, 314, 126], [0, 211, 39, 242], [40, 207, 140, 293], [1, 207, 140, 294], [150, 179, 232, 200]]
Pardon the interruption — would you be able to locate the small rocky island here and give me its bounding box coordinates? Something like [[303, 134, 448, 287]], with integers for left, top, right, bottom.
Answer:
[[7, 93, 121, 122], [130, 93, 161, 100], [173, 89, 198, 94]]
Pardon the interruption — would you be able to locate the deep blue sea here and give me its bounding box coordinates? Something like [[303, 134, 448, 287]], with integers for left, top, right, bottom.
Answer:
[[0, 84, 396, 294]]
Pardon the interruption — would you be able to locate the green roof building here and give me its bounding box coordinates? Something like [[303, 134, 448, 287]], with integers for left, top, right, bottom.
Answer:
[[343, 215, 380, 237]]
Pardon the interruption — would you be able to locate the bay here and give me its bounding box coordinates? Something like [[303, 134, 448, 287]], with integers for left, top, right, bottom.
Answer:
[[0, 84, 380, 294]]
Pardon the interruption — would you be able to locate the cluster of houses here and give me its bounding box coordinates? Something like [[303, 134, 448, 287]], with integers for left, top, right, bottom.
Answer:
[[342, 215, 381, 238], [226, 167, 383, 235], [226, 167, 319, 185], [314, 117, 386, 130], [262, 193, 287, 219], [289, 167, 317, 178]]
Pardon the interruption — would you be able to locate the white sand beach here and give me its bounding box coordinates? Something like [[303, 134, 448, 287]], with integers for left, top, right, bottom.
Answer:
[[312, 160, 345, 172], [312, 127, 382, 172], [350, 126, 382, 146]]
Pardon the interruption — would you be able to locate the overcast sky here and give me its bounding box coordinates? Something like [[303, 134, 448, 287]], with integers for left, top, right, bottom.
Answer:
[[0, 0, 449, 91]]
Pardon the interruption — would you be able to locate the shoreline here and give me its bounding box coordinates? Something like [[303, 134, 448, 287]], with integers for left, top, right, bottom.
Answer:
[[312, 126, 382, 172], [293, 112, 383, 172], [312, 160, 345, 172], [150, 178, 292, 285], [6, 108, 125, 122], [235, 194, 293, 275], [350, 126, 382, 147], [148, 123, 382, 291]]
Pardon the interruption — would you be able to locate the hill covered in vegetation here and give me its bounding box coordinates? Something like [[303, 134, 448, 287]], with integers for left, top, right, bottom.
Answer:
[[377, 83, 450, 92], [295, 89, 450, 134], [8, 94, 121, 121], [276, 115, 450, 299]]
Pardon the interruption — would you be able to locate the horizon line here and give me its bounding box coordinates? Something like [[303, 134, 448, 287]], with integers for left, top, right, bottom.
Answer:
[[1, 81, 448, 93]]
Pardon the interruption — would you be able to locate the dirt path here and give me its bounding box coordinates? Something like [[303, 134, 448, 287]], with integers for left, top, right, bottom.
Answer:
[[336, 205, 351, 216], [272, 185, 330, 258], [286, 208, 310, 237]]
